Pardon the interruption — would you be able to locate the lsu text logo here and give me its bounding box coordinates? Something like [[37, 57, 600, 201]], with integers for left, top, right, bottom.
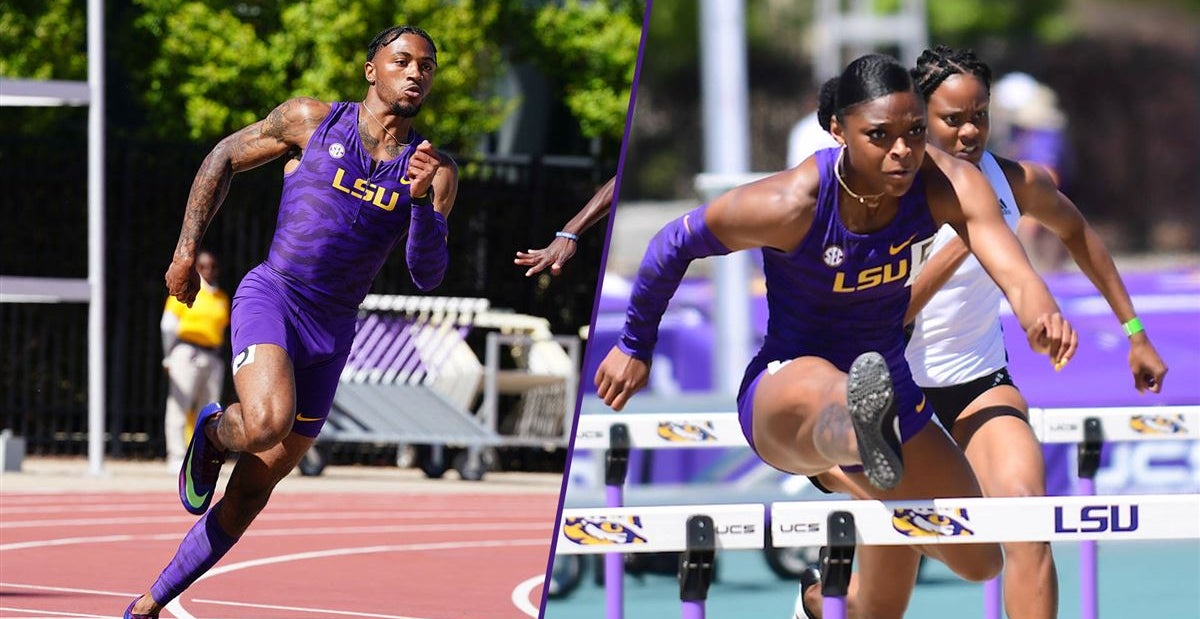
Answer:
[[563, 516, 648, 546], [331, 168, 402, 211], [1129, 414, 1188, 436], [831, 236, 935, 293], [892, 507, 975, 537], [1054, 504, 1139, 533], [657, 420, 718, 443]]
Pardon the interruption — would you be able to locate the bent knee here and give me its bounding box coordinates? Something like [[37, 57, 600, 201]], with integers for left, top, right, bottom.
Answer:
[[950, 546, 1004, 582], [239, 403, 295, 452]]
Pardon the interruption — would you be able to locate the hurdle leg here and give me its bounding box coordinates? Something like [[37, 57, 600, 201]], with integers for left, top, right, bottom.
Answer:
[[822, 511, 856, 619], [605, 424, 631, 619], [679, 515, 716, 619], [983, 577, 1002, 619], [1077, 418, 1104, 619]]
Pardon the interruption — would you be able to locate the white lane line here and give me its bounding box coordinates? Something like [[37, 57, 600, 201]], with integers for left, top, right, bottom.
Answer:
[[190, 598, 434, 619], [0, 608, 110, 618], [0, 582, 137, 599], [0, 510, 544, 529], [2, 498, 551, 515], [1, 503, 178, 514], [510, 574, 544, 618], [167, 538, 550, 619], [0, 522, 550, 551]]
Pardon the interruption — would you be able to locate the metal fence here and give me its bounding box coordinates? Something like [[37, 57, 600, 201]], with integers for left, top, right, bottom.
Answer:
[[0, 135, 609, 460]]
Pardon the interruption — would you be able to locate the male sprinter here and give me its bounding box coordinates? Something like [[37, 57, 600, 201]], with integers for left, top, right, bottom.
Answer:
[[125, 25, 458, 618]]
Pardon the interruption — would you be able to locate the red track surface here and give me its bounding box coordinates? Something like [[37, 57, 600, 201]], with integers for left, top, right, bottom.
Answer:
[[0, 490, 556, 619]]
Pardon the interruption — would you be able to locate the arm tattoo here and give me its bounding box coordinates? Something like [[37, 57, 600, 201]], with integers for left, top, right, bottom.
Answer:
[[175, 99, 313, 260], [174, 144, 234, 260], [813, 402, 857, 463], [263, 103, 287, 141]]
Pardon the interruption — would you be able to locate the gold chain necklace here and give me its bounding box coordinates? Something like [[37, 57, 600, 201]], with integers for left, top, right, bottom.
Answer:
[[834, 147, 885, 208], [361, 103, 409, 147]]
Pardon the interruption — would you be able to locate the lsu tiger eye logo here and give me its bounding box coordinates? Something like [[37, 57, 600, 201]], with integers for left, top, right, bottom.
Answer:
[[892, 507, 975, 538], [1130, 414, 1188, 435], [657, 421, 718, 443], [563, 516, 649, 546]]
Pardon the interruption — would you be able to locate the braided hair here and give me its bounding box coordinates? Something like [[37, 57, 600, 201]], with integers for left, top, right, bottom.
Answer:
[[367, 26, 438, 64], [910, 45, 992, 101]]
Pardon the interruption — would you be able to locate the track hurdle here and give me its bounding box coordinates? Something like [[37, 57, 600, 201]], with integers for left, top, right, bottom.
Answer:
[[558, 503, 765, 619], [572, 405, 1200, 618], [557, 494, 1200, 618]]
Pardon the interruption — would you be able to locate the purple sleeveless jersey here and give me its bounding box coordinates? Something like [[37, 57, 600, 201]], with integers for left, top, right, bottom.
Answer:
[[739, 147, 939, 443], [264, 101, 426, 311], [230, 102, 429, 435]]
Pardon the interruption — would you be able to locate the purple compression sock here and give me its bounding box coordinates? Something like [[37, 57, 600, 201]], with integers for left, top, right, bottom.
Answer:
[[619, 204, 731, 359], [148, 504, 239, 605], [406, 200, 449, 291]]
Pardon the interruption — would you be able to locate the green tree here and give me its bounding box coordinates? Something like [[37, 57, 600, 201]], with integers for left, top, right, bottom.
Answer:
[[522, 0, 643, 142], [2, 1, 643, 154], [133, 0, 514, 151], [874, 0, 1070, 43], [0, 0, 86, 80]]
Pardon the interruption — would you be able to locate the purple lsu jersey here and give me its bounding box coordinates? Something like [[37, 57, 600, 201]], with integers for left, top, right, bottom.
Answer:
[[741, 147, 939, 440], [265, 101, 426, 310]]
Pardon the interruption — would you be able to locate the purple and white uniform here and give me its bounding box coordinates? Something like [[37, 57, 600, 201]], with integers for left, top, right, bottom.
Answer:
[[737, 147, 940, 450], [231, 101, 432, 437]]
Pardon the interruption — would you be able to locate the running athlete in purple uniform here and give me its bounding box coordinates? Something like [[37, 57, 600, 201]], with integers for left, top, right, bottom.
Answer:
[[124, 26, 458, 619], [594, 54, 1077, 619], [792, 49, 1169, 619]]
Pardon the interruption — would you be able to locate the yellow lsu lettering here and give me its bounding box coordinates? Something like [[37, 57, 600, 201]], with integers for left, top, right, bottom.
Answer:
[[833, 260, 909, 292], [331, 168, 401, 211]]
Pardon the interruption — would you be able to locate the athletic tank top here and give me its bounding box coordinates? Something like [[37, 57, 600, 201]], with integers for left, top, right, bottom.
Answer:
[[905, 151, 1022, 387], [263, 101, 426, 311], [742, 147, 939, 396]]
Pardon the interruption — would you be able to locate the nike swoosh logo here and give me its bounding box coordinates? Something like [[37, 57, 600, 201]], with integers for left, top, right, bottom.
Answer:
[[295, 413, 323, 422], [889, 234, 918, 255], [915, 395, 926, 413], [399, 176, 412, 185], [184, 448, 209, 508]]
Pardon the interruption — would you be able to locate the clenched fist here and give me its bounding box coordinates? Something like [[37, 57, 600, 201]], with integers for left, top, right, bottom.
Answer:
[[164, 258, 201, 307], [1025, 312, 1078, 370], [406, 140, 440, 199], [594, 346, 650, 411]]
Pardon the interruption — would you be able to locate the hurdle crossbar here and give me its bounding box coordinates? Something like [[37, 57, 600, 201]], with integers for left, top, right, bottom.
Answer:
[[572, 405, 1200, 449], [771, 494, 1200, 546], [557, 503, 765, 555], [556, 494, 1199, 556]]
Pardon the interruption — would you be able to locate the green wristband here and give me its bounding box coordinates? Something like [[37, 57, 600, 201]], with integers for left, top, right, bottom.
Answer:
[[1122, 317, 1144, 337]]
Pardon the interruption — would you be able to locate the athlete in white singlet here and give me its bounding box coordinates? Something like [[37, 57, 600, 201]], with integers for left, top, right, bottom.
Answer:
[[905, 151, 1020, 388]]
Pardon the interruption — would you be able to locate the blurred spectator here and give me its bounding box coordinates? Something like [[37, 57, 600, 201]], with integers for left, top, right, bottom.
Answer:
[[992, 72, 1072, 271], [160, 249, 230, 471]]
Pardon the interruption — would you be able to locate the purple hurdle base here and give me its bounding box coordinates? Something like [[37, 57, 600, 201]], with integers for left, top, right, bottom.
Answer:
[[682, 600, 705, 619], [984, 577, 1002, 619], [823, 596, 847, 619], [605, 483, 624, 619], [1078, 476, 1098, 619]]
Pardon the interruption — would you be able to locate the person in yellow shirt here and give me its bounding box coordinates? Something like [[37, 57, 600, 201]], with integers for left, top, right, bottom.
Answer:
[[161, 249, 230, 471]]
